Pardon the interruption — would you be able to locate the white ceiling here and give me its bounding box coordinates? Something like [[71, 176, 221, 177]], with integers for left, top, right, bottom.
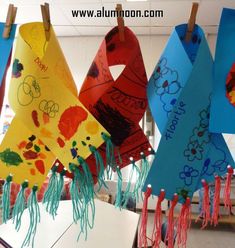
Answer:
[[0, 0, 235, 36]]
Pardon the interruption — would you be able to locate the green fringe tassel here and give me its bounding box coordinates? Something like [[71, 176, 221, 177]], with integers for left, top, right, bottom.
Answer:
[[116, 146, 122, 164], [122, 162, 135, 209], [78, 157, 95, 230], [70, 157, 96, 241], [69, 163, 82, 223], [2, 175, 13, 223], [140, 152, 150, 187], [101, 132, 116, 179], [56, 168, 66, 210], [12, 181, 28, 231], [89, 145, 108, 192], [115, 166, 123, 209], [43, 165, 58, 219], [131, 160, 142, 203], [21, 185, 40, 248]]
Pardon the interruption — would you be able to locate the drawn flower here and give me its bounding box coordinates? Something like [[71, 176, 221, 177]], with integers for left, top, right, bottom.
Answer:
[[190, 127, 210, 145], [184, 141, 203, 161], [154, 70, 180, 95], [160, 94, 177, 114], [153, 57, 168, 81], [201, 141, 228, 176], [179, 165, 199, 186], [199, 108, 210, 128]]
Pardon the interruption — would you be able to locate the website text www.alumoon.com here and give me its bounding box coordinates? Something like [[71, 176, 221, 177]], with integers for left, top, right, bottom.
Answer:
[[71, 7, 164, 18]]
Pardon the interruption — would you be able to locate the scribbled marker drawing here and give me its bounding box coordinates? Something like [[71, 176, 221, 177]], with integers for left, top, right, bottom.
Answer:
[[17, 75, 41, 106]]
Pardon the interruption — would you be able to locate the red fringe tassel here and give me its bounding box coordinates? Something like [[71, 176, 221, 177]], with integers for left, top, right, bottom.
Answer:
[[223, 166, 234, 213], [152, 189, 165, 248], [177, 197, 191, 248], [139, 185, 152, 248], [211, 176, 221, 226], [165, 194, 178, 248], [201, 180, 210, 229]]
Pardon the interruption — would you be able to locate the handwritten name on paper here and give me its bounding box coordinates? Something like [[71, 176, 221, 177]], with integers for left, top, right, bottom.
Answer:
[[34, 57, 48, 72], [164, 101, 186, 140]]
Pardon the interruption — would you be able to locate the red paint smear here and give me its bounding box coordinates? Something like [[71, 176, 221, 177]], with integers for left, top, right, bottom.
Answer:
[[43, 112, 50, 124], [30, 168, 36, 175], [57, 137, 65, 147], [32, 110, 40, 127], [35, 160, 45, 175], [18, 140, 27, 150], [23, 150, 38, 160], [58, 106, 88, 140]]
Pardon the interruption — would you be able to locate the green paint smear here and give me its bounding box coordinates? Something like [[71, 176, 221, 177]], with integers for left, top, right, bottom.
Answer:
[[72, 141, 77, 147], [34, 144, 41, 153], [0, 148, 23, 166]]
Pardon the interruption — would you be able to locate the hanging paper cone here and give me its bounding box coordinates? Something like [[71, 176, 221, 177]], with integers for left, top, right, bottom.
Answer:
[[79, 26, 152, 178], [139, 185, 152, 248], [143, 20, 235, 235], [8, 22, 110, 184]]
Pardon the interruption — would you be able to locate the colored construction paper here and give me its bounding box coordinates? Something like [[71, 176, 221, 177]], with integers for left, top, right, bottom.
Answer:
[[8, 22, 109, 173], [0, 118, 55, 188], [80, 26, 152, 169], [144, 24, 235, 202], [0, 23, 16, 113], [210, 8, 235, 133]]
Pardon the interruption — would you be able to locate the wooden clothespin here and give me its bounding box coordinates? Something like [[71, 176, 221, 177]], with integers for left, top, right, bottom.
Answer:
[[2, 4, 17, 39], [41, 2, 51, 41], [116, 4, 125, 42], [185, 2, 199, 42]]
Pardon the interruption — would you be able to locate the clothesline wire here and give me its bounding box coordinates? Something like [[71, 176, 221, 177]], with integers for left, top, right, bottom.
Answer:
[[12, 24, 219, 28]]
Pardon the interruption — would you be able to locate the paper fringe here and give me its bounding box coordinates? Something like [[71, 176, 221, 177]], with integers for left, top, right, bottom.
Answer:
[[101, 132, 116, 179], [43, 165, 59, 219], [89, 145, 108, 192], [176, 197, 191, 248], [2, 175, 12, 224], [138, 185, 152, 248], [69, 156, 95, 241], [201, 180, 210, 229], [165, 194, 178, 248], [21, 185, 40, 248], [211, 176, 221, 226], [152, 189, 165, 248], [114, 166, 123, 209], [140, 152, 151, 187], [69, 163, 82, 223], [12, 181, 28, 231], [224, 166, 234, 212]]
